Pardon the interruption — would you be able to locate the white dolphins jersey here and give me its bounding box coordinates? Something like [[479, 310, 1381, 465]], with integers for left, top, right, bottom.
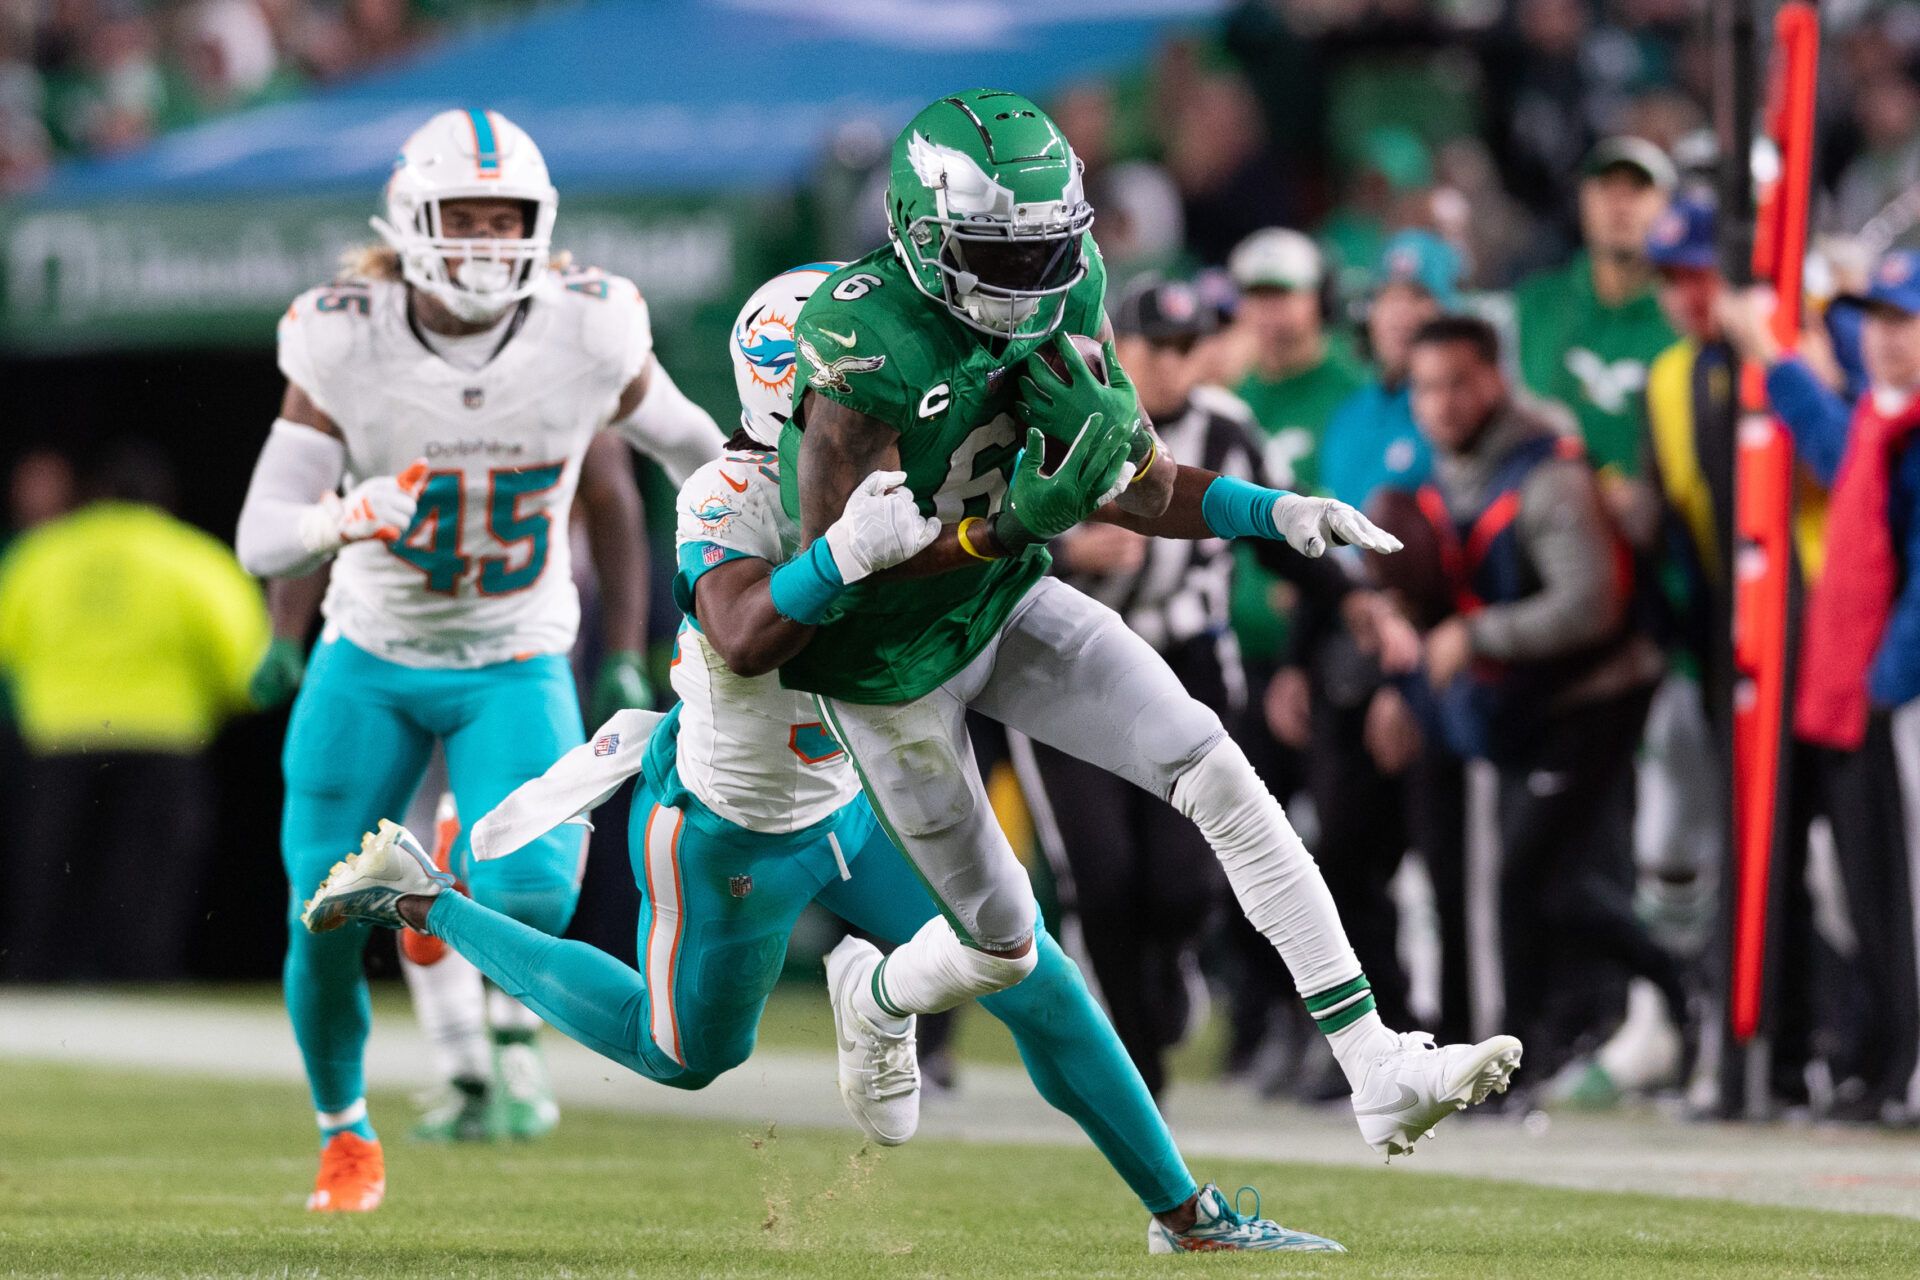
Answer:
[[277, 266, 651, 668], [670, 447, 858, 832]]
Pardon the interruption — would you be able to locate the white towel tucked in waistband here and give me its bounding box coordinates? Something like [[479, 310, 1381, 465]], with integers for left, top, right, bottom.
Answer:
[[470, 708, 667, 861]]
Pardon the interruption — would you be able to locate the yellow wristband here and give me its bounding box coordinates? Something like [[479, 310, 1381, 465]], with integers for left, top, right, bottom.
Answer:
[[1130, 442, 1158, 485], [957, 516, 1001, 562]]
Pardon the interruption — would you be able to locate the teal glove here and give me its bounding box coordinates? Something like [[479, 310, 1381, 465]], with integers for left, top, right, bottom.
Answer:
[[994, 419, 1137, 551], [1016, 332, 1150, 465], [249, 636, 307, 710], [592, 649, 656, 721]]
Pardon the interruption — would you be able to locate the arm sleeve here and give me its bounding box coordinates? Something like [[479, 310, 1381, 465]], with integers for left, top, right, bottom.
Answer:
[[1764, 357, 1853, 487], [1467, 461, 1625, 662], [606, 357, 726, 488], [234, 419, 349, 578]]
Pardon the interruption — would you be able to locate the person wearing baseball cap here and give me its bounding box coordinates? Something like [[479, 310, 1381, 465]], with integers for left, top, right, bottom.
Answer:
[[1621, 197, 1746, 1094], [1223, 227, 1367, 675], [1584, 135, 1679, 194], [1224, 229, 1364, 498], [1720, 247, 1920, 1119], [1512, 136, 1679, 479], [1317, 231, 1458, 515], [1639, 195, 1737, 580]]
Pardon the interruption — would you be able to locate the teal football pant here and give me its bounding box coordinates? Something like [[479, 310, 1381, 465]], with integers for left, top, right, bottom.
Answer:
[[281, 636, 586, 1122], [425, 767, 1198, 1214]]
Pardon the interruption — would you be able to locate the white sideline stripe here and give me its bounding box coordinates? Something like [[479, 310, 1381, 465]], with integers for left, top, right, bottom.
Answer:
[[642, 803, 686, 1066]]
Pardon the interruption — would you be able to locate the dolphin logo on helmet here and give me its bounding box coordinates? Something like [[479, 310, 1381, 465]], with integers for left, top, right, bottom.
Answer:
[[729, 263, 842, 446]]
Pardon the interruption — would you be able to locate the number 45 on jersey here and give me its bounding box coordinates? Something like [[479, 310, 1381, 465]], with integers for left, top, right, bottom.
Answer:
[[390, 463, 565, 596]]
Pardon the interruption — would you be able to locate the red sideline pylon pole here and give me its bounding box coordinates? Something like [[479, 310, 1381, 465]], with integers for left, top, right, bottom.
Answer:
[[1729, 0, 1819, 1045]]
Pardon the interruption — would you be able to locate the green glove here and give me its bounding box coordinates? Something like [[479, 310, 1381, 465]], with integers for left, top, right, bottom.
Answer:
[[249, 636, 307, 711], [1015, 332, 1148, 463], [994, 419, 1137, 551], [592, 649, 656, 722]]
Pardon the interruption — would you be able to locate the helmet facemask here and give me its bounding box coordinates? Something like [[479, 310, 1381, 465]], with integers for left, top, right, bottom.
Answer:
[[374, 194, 551, 325], [936, 215, 1089, 337]]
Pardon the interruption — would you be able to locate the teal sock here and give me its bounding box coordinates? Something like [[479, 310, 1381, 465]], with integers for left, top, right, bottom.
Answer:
[[284, 916, 373, 1134], [977, 931, 1197, 1215]]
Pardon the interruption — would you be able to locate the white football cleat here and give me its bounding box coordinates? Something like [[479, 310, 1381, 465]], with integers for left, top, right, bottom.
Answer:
[[1350, 1031, 1523, 1156], [824, 936, 919, 1146], [302, 819, 452, 933]]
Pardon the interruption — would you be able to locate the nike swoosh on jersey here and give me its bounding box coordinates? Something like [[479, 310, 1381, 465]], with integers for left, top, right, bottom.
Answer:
[[819, 327, 859, 348], [720, 471, 749, 493], [1352, 1083, 1423, 1116]]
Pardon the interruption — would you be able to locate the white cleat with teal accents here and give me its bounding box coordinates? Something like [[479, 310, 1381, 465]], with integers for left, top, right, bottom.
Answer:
[[1147, 1183, 1346, 1253], [301, 819, 452, 933]]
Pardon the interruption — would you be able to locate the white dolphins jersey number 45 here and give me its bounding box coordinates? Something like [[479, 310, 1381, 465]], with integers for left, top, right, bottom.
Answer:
[[278, 266, 652, 668], [671, 450, 858, 831]]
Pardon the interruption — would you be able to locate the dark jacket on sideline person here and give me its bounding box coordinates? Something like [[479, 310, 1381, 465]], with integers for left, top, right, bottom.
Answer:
[[1404, 400, 1663, 759]]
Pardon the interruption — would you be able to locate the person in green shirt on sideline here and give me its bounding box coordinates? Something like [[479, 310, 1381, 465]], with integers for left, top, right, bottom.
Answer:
[[1512, 136, 1679, 477], [1225, 228, 1366, 666], [0, 443, 268, 982]]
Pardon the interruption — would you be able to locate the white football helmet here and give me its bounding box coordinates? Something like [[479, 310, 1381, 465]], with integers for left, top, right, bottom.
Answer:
[[372, 108, 557, 323], [730, 263, 842, 446]]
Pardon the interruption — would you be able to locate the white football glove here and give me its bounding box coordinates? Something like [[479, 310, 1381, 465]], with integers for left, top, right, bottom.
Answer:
[[823, 470, 941, 583], [298, 460, 428, 554], [1271, 494, 1404, 558]]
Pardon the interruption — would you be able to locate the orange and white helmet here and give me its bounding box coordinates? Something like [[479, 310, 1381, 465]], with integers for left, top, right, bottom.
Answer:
[[372, 108, 558, 323]]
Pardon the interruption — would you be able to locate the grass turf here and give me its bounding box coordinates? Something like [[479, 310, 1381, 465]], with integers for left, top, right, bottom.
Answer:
[[3, 1061, 1918, 1278]]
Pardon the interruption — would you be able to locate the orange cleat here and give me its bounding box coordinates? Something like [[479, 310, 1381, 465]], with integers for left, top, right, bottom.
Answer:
[[400, 794, 463, 966], [307, 1131, 385, 1213]]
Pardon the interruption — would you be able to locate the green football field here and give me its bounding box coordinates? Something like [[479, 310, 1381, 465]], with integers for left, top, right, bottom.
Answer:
[[5, 1060, 1917, 1279]]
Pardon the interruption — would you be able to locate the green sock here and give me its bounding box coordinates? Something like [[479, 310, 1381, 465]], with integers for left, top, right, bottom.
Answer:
[[1304, 973, 1377, 1035]]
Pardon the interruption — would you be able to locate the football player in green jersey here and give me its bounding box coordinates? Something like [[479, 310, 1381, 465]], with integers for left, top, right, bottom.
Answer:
[[779, 90, 1523, 1159]]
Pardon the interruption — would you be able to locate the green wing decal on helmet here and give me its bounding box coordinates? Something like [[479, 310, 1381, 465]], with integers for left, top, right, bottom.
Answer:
[[886, 89, 1095, 341]]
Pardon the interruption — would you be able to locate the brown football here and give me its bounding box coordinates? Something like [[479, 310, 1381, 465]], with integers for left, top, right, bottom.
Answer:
[[1363, 487, 1453, 630], [1030, 332, 1110, 386]]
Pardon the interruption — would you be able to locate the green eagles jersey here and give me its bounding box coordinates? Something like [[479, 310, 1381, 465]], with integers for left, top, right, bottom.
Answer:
[[776, 240, 1108, 704], [1513, 251, 1676, 477]]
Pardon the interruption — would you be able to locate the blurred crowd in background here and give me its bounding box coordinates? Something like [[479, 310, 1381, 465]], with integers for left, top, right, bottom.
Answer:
[[0, 0, 550, 193], [7, 0, 1920, 1129]]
